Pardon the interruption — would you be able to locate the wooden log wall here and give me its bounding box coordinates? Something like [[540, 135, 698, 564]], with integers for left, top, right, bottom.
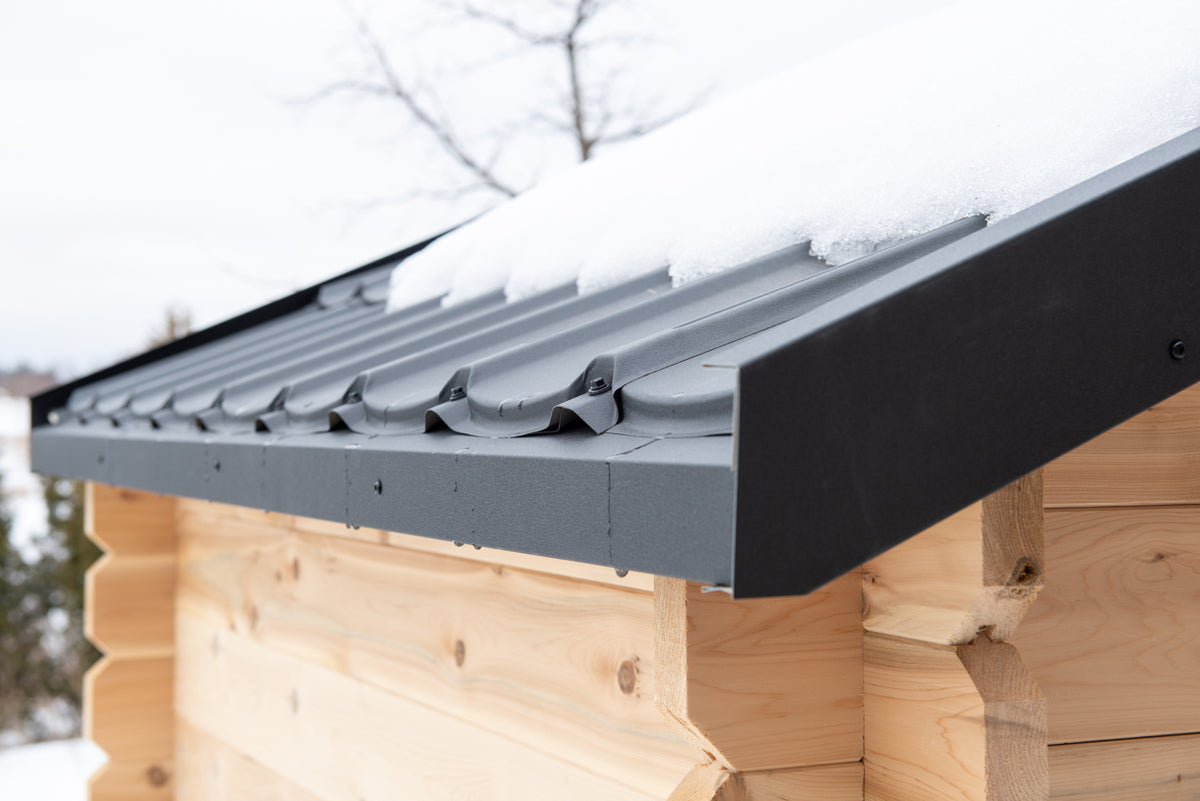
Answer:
[[84, 484, 177, 800], [1014, 382, 1200, 799]]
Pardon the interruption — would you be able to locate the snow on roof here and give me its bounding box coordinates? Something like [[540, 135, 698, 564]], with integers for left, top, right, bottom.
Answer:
[[388, 0, 1200, 310]]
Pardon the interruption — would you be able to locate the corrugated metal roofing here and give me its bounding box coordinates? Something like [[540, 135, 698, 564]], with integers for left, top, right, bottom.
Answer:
[[57, 217, 982, 440], [32, 127, 1200, 596]]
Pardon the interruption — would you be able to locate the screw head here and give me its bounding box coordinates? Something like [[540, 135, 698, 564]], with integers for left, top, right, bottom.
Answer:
[[587, 376, 611, 396], [448, 385, 467, 401], [372, 479, 383, 495], [1170, 340, 1186, 360]]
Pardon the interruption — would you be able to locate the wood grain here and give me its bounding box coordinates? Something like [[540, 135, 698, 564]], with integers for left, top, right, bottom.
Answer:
[[175, 718, 324, 801], [1048, 734, 1200, 800], [175, 609, 664, 801], [863, 473, 1043, 645], [250, 499, 656, 591], [87, 762, 173, 801], [655, 573, 863, 771], [88, 483, 176, 555], [1044, 382, 1200, 508], [85, 657, 174, 798], [85, 483, 177, 801], [864, 632, 1046, 801], [175, 501, 696, 797], [1011, 505, 1200, 743], [85, 553, 176, 657], [722, 763, 865, 801]]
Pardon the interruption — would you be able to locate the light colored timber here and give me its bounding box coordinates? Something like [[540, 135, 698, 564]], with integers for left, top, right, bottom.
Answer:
[[85, 483, 178, 801], [668, 762, 864, 801], [88, 483, 176, 555], [864, 632, 1047, 801], [1044, 381, 1200, 507], [654, 572, 863, 771], [1048, 734, 1200, 800], [263, 500, 655, 590], [175, 718, 324, 801], [863, 472, 1044, 645], [1011, 505, 1200, 743], [84, 657, 174, 799], [87, 762, 173, 801], [85, 552, 176, 657], [175, 502, 697, 797], [175, 609, 663, 801]]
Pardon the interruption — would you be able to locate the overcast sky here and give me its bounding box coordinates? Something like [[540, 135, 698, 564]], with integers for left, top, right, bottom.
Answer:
[[0, 0, 955, 377]]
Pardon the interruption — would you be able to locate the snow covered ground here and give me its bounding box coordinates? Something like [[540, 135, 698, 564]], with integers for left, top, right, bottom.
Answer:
[[0, 739, 106, 801], [388, 0, 1200, 309]]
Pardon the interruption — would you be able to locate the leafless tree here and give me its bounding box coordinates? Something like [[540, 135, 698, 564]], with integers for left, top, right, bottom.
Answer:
[[311, 0, 703, 205]]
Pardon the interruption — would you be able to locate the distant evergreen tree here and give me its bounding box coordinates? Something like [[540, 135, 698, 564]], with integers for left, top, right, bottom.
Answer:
[[0, 468, 58, 739], [40, 476, 102, 717]]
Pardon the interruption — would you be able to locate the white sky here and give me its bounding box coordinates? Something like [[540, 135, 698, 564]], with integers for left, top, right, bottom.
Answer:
[[0, 0, 956, 377]]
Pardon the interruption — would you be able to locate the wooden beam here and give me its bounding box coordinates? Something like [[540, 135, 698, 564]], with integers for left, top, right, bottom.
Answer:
[[278, 501, 656, 591], [84, 657, 174, 800], [654, 572, 863, 771], [1011, 505, 1200, 743], [85, 552, 176, 658], [175, 608, 664, 801], [1044, 382, 1200, 507], [668, 762, 864, 801], [85, 483, 177, 801], [863, 472, 1044, 645], [1048, 734, 1200, 800], [176, 718, 324, 801], [864, 632, 1047, 801], [175, 500, 697, 797], [88, 483, 176, 555]]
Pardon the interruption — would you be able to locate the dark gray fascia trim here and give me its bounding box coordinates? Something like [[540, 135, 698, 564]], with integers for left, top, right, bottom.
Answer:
[[32, 425, 735, 584], [732, 127, 1200, 597]]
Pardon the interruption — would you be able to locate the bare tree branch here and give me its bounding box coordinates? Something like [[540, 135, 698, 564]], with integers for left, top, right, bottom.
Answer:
[[314, 0, 699, 212], [326, 2, 520, 197]]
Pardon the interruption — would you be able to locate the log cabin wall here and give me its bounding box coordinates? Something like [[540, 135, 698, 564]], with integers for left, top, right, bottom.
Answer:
[[79, 384, 1200, 801], [1015, 381, 1200, 799]]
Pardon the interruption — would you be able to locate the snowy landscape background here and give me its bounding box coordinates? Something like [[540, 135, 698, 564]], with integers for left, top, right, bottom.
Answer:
[[3, 0, 1198, 797]]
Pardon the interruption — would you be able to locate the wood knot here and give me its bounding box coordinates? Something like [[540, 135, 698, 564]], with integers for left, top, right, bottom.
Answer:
[[454, 639, 466, 667], [617, 660, 637, 695], [292, 557, 301, 580], [1008, 557, 1039, 586], [146, 765, 169, 787]]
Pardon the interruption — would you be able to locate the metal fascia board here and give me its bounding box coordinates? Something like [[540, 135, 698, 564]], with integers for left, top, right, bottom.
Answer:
[[732, 127, 1200, 598], [31, 424, 735, 580]]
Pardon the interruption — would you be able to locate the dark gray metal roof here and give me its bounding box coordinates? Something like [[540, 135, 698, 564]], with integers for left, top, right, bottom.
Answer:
[[32, 127, 1200, 596]]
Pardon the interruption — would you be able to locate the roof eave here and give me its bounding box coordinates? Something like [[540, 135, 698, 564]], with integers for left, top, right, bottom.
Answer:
[[731, 127, 1200, 597]]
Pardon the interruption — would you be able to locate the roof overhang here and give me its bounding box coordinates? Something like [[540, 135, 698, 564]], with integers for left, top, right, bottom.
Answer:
[[32, 128, 1200, 597]]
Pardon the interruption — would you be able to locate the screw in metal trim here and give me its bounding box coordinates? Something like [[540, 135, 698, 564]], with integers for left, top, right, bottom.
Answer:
[[473, 544, 482, 550], [1170, 340, 1187, 360], [614, 567, 629, 577], [448, 385, 467, 401], [587, 377, 611, 396], [452, 541, 464, 547], [372, 479, 383, 495]]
